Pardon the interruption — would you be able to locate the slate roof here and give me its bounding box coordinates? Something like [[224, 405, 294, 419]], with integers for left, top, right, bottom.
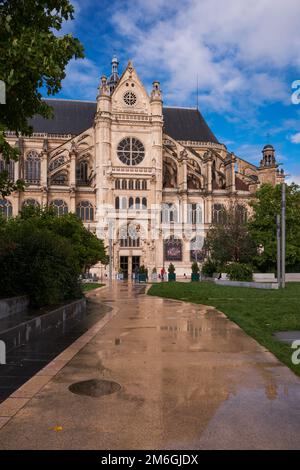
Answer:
[[29, 99, 219, 143], [163, 107, 218, 143]]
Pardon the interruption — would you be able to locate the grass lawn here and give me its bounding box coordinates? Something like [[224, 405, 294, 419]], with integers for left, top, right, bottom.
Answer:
[[148, 282, 300, 376], [82, 283, 105, 292]]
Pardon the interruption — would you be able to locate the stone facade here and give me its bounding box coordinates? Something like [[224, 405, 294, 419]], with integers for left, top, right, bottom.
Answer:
[[2, 59, 285, 278]]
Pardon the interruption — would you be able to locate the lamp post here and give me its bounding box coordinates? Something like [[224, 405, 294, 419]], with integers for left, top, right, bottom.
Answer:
[[276, 214, 281, 288], [281, 182, 286, 289], [108, 219, 113, 282]]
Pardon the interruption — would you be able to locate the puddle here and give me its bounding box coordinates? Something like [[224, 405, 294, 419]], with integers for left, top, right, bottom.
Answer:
[[69, 379, 121, 397]]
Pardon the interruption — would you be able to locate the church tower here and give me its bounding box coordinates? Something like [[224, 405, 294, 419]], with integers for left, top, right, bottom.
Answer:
[[94, 58, 163, 277], [107, 56, 120, 95], [258, 144, 284, 185]]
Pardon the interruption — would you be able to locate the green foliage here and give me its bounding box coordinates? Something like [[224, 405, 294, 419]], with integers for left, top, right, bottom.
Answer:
[[205, 203, 256, 265], [0, 0, 84, 196], [168, 263, 176, 274], [226, 263, 253, 282], [0, 208, 106, 307], [191, 261, 200, 274], [201, 259, 217, 278], [249, 183, 300, 272], [139, 265, 147, 274], [82, 283, 104, 292]]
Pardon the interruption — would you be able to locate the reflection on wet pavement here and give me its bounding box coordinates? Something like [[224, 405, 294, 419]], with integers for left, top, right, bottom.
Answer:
[[0, 299, 110, 404], [0, 281, 300, 450]]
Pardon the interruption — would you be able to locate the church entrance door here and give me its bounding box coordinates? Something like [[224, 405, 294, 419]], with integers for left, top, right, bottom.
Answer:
[[132, 256, 140, 276], [120, 256, 129, 279]]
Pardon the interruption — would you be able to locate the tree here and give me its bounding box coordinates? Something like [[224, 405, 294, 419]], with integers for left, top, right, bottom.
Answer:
[[0, 207, 107, 307], [249, 183, 300, 272], [205, 203, 256, 266], [19, 206, 107, 271], [0, 0, 84, 196]]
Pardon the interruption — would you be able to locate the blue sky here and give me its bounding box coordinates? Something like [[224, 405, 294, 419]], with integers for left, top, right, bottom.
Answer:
[[53, 0, 300, 183]]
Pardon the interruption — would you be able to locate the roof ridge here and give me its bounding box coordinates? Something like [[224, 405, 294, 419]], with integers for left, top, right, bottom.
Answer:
[[164, 106, 198, 110], [44, 98, 97, 104]]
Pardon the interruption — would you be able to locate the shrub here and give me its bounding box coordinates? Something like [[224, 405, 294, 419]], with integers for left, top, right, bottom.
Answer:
[[0, 209, 107, 307], [168, 263, 176, 274], [201, 259, 217, 278], [191, 262, 200, 274], [0, 223, 81, 307], [139, 265, 147, 274], [226, 263, 253, 282]]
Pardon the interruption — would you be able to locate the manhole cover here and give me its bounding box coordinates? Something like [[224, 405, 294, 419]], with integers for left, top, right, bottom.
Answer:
[[69, 379, 121, 397]]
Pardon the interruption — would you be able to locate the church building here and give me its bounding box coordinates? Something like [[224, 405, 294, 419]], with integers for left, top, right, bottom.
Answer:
[[2, 58, 284, 278]]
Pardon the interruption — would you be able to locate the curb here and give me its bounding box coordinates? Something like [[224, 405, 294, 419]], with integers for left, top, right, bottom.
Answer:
[[0, 287, 116, 430]]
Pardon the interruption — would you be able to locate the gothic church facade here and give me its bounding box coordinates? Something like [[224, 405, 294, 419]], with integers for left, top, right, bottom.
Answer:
[[2, 58, 284, 277]]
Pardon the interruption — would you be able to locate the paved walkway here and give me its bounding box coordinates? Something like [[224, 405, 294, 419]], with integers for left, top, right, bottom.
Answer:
[[0, 282, 300, 449]]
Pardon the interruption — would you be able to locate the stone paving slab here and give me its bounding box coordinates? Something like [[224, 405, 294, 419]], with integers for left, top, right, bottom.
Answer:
[[0, 283, 299, 450]]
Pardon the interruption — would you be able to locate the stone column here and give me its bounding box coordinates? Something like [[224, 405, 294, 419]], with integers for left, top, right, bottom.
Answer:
[[40, 151, 48, 187]]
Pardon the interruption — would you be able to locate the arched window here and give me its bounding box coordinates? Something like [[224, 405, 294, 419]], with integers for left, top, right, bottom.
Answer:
[[115, 179, 121, 190], [142, 180, 147, 190], [51, 199, 68, 216], [161, 203, 179, 223], [120, 237, 140, 248], [119, 225, 140, 248], [129, 197, 134, 209], [25, 150, 40, 184], [135, 180, 141, 190], [122, 179, 127, 190], [188, 203, 203, 224], [49, 155, 65, 172], [115, 197, 120, 210], [170, 205, 178, 223], [0, 156, 15, 181], [22, 199, 40, 209], [164, 236, 182, 261], [236, 205, 248, 224], [121, 197, 127, 210], [135, 197, 140, 210], [190, 236, 205, 262], [76, 160, 89, 185], [51, 171, 68, 186], [0, 199, 12, 219], [129, 180, 134, 190], [213, 204, 226, 224], [142, 197, 147, 209], [76, 201, 94, 222]]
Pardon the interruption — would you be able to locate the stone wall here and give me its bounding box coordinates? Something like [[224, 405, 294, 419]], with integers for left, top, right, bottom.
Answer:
[[0, 298, 86, 352], [0, 296, 29, 320]]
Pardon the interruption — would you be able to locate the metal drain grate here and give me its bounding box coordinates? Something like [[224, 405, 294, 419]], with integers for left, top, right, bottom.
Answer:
[[69, 379, 121, 397]]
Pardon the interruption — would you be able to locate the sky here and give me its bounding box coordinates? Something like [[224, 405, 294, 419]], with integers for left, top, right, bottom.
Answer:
[[53, 0, 300, 184]]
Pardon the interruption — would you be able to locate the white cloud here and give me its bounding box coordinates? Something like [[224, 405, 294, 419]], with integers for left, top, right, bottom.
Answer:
[[111, 0, 300, 111], [287, 174, 300, 185], [233, 144, 262, 164], [61, 58, 99, 100], [290, 132, 300, 144]]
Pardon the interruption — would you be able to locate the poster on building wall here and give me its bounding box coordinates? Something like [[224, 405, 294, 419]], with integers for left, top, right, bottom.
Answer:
[[164, 239, 182, 261]]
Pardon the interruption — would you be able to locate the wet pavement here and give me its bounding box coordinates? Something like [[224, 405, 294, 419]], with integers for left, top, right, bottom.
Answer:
[[0, 299, 110, 403], [0, 282, 300, 449]]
